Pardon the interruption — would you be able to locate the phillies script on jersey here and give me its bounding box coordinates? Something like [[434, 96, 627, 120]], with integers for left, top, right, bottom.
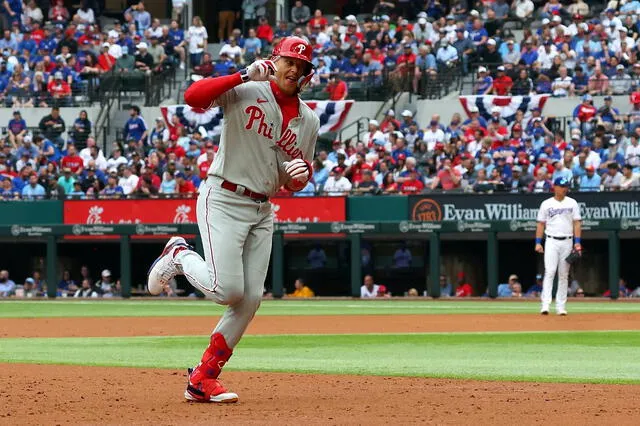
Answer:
[[244, 105, 304, 160]]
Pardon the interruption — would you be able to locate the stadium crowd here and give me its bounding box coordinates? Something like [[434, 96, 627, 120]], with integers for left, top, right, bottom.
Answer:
[[2, 1, 640, 199], [0, 0, 203, 108]]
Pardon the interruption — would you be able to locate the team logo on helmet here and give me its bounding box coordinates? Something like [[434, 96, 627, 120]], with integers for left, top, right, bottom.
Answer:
[[293, 43, 307, 55]]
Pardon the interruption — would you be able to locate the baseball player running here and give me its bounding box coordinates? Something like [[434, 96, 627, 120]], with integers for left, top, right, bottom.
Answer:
[[147, 37, 319, 403], [535, 177, 582, 316]]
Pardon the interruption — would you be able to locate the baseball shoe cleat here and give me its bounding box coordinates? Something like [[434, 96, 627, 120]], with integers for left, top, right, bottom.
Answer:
[[147, 236, 189, 295], [540, 310, 549, 315], [185, 368, 238, 403], [557, 310, 568, 316]]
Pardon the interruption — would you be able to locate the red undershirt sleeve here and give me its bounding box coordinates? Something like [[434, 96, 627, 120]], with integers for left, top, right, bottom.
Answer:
[[183, 73, 243, 110]]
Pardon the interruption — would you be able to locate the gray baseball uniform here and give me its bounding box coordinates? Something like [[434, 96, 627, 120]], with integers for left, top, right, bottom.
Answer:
[[174, 81, 318, 347]]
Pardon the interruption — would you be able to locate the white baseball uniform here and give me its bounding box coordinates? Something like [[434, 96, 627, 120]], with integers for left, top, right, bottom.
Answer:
[[536, 196, 581, 313], [174, 80, 319, 347]]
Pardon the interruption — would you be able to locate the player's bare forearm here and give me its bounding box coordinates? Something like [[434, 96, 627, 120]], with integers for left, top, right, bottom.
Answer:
[[184, 73, 243, 110], [535, 222, 545, 253], [573, 220, 581, 239]]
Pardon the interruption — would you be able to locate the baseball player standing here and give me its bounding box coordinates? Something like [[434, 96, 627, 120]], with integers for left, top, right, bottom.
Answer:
[[147, 37, 319, 403], [535, 177, 582, 316]]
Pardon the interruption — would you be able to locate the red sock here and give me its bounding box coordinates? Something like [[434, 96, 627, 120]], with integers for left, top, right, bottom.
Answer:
[[191, 333, 233, 382]]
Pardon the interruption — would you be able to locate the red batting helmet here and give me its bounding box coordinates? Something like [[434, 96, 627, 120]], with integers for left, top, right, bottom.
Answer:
[[271, 36, 315, 91], [272, 36, 313, 64]]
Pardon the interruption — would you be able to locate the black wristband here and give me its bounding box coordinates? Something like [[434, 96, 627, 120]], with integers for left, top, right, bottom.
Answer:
[[239, 69, 250, 83]]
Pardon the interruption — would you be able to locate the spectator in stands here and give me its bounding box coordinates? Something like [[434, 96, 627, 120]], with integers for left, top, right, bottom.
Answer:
[[453, 29, 474, 74], [455, 272, 473, 297], [509, 68, 532, 95], [175, 171, 196, 195], [38, 107, 65, 148], [73, 1, 94, 25], [600, 139, 624, 172], [438, 274, 453, 297], [621, 163, 639, 190], [399, 169, 424, 194], [326, 73, 347, 100], [219, 36, 243, 64], [7, 110, 26, 145], [148, 36, 167, 72], [307, 243, 326, 269], [609, 64, 632, 95], [94, 269, 113, 294], [21, 173, 45, 198], [431, 158, 461, 190], [552, 159, 573, 184], [490, 65, 512, 95], [288, 278, 315, 298], [0, 270, 16, 297], [118, 166, 139, 195], [528, 167, 551, 193], [133, 173, 158, 197], [360, 274, 379, 298], [578, 165, 600, 192], [47, 174, 65, 199], [68, 111, 90, 148], [1, 176, 18, 199], [551, 66, 572, 97], [323, 166, 352, 195], [115, 45, 135, 72], [100, 174, 124, 198], [572, 94, 597, 134], [57, 167, 74, 193], [187, 16, 208, 68], [49, 0, 70, 24], [380, 172, 397, 194], [256, 17, 274, 46], [497, 274, 519, 297], [436, 39, 458, 69], [473, 66, 492, 94], [123, 106, 148, 150], [74, 278, 100, 298], [570, 66, 588, 96], [393, 243, 412, 268], [588, 67, 609, 96], [134, 42, 154, 73], [353, 169, 379, 195], [603, 163, 623, 191], [291, 0, 311, 25], [46, 71, 71, 107]]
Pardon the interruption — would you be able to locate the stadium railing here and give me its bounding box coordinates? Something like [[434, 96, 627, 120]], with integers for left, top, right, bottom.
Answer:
[[1, 220, 627, 299]]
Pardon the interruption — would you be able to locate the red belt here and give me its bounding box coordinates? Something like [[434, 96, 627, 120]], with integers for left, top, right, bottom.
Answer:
[[220, 180, 268, 201]]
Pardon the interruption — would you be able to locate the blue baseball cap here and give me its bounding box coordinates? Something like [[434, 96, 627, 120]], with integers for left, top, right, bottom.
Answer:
[[580, 140, 592, 148], [554, 177, 570, 187], [175, 172, 185, 179]]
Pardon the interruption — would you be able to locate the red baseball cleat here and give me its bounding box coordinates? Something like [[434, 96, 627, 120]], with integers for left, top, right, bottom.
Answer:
[[184, 368, 238, 403]]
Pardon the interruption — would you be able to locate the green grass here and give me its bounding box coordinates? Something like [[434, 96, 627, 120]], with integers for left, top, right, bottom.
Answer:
[[1, 299, 639, 318], [1, 331, 639, 384]]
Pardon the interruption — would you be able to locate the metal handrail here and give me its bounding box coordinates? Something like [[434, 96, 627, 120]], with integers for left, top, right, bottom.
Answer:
[[338, 117, 370, 143], [94, 73, 122, 152]]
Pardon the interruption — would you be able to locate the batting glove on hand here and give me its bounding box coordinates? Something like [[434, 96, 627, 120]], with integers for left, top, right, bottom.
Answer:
[[246, 60, 277, 82], [283, 159, 310, 182]]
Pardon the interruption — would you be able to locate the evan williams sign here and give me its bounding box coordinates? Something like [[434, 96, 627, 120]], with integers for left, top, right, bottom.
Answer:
[[409, 193, 640, 222]]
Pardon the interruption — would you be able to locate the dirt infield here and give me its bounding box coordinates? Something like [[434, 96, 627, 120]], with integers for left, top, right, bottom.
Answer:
[[2, 312, 640, 424], [2, 312, 639, 338], [2, 364, 639, 425]]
